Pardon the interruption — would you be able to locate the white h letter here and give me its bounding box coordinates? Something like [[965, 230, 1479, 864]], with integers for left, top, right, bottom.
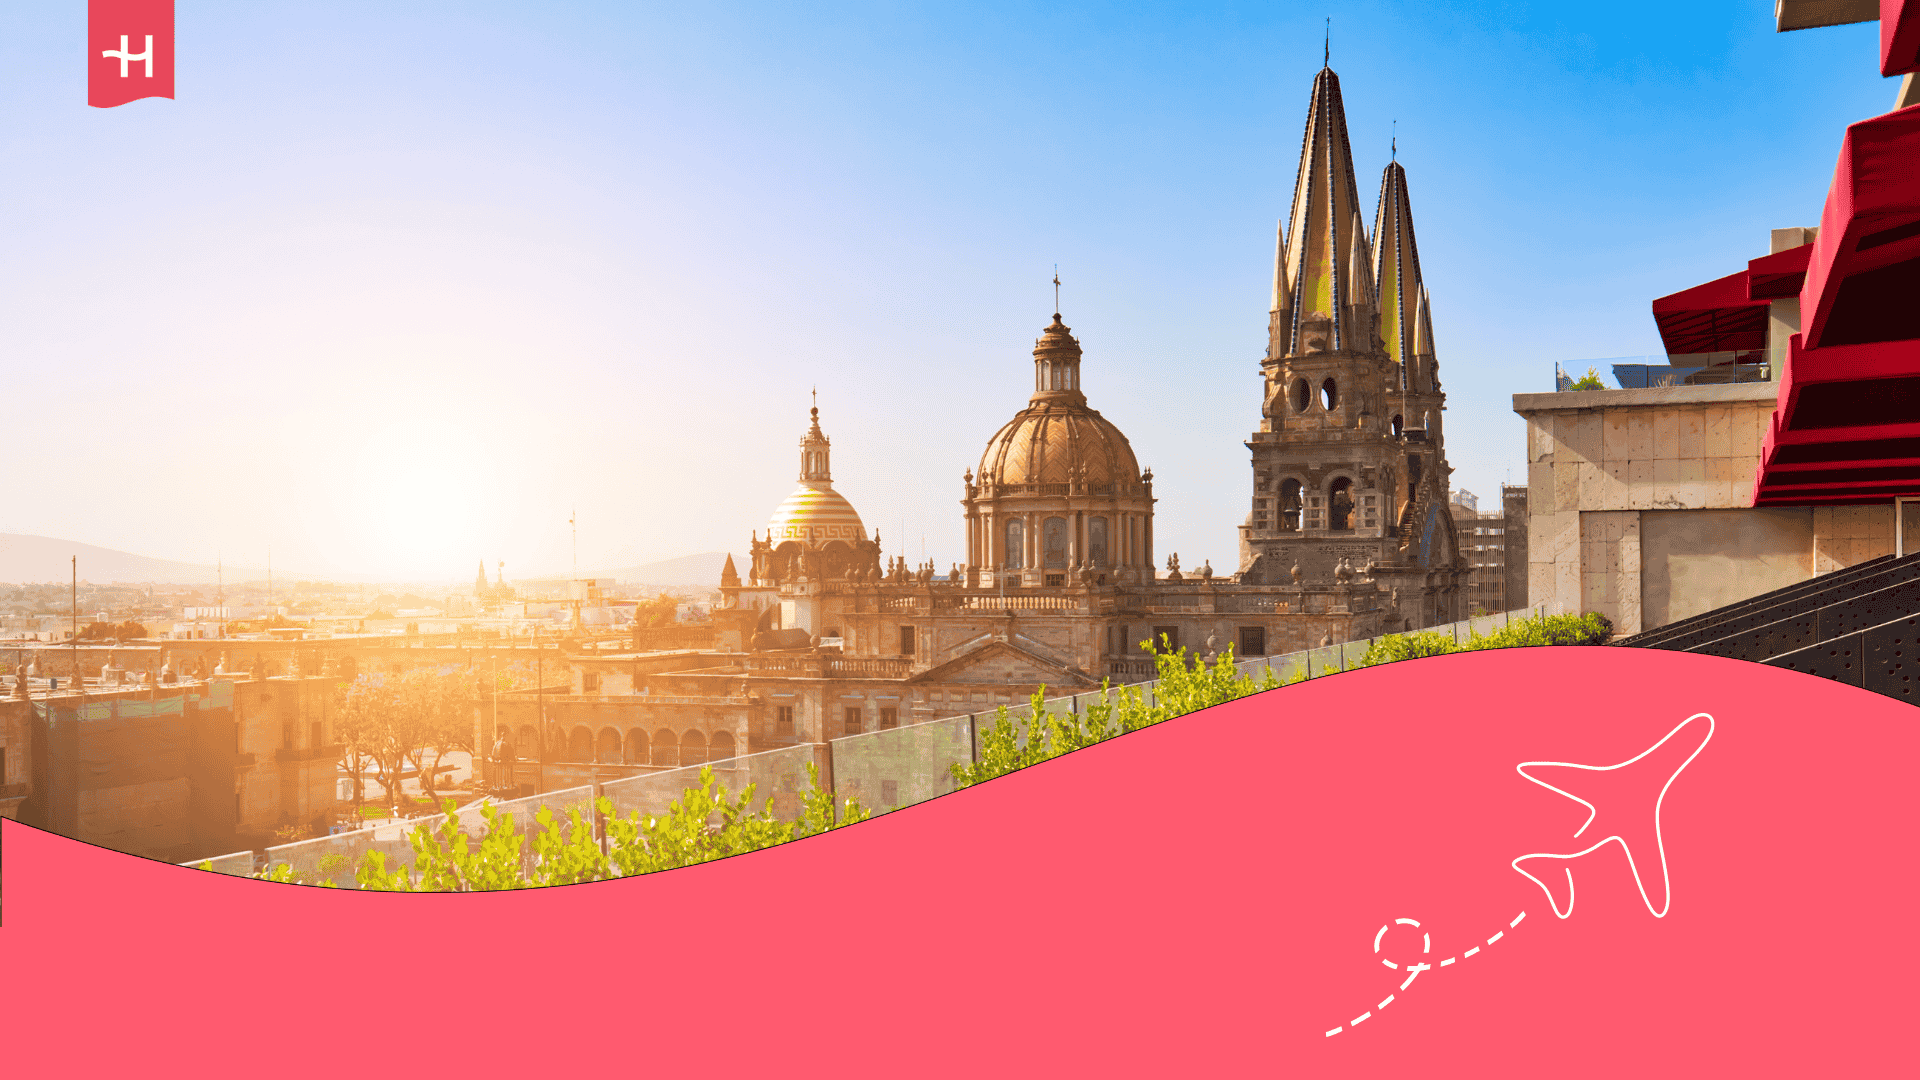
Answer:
[[102, 35, 153, 79]]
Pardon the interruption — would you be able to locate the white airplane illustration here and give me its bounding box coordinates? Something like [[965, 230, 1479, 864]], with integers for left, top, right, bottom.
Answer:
[[1510, 712, 1715, 919]]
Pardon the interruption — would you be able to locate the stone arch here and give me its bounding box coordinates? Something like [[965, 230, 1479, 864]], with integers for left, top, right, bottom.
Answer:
[[567, 726, 592, 762], [652, 728, 678, 767], [624, 728, 648, 765], [596, 727, 620, 763], [710, 730, 737, 763], [819, 539, 854, 579], [1328, 476, 1355, 532], [772, 540, 805, 583], [680, 730, 708, 766]]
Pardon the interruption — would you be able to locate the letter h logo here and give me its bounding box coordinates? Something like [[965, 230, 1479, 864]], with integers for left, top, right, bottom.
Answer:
[[88, 0, 174, 108], [103, 36, 153, 78]]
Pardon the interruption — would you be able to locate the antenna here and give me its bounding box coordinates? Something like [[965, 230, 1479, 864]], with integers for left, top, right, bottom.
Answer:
[[1324, 17, 1330, 67]]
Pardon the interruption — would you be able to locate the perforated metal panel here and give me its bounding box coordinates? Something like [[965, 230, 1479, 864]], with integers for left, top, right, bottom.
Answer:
[[1815, 578, 1920, 639], [1762, 632, 1867, 686], [1865, 617, 1920, 705], [1696, 614, 1819, 662]]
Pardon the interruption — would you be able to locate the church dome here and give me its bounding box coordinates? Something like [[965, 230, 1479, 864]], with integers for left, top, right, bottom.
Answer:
[[979, 408, 1141, 490], [977, 315, 1142, 492], [767, 482, 866, 545], [766, 404, 868, 546]]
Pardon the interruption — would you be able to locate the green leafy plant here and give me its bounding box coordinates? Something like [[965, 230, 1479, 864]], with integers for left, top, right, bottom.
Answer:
[[324, 762, 868, 892], [1569, 366, 1607, 391], [951, 637, 1286, 790]]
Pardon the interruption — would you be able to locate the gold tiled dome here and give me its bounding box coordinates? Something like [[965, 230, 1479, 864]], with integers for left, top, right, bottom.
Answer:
[[978, 314, 1141, 489], [767, 482, 866, 545], [979, 407, 1140, 488]]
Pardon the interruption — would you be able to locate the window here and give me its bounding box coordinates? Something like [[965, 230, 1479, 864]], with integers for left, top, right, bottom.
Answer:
[[1280, 479, 1303, 530], [1320, 378, 1338, 410], [1239, 626, 1267, 657], [281, 722, 294, 750], [1329, 477, 1355, 531], [1089, 517, 1108, 566], [582, 672, 600, 692], [880, 707, 898, 729], [900, 625, 915, 656], [776, 706, 794, 735], [310, 721, 322, 748], [1043, 516, 1069, 569], [1153, 626, 1178, 651], [844, 707, 863, 736], [1045, 574, 1065, 587], [1004, 519, 1024, 567], [1290, 378, 1310, 412]]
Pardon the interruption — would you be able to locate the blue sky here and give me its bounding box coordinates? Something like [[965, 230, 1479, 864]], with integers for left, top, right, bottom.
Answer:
[[0, 2, 1896, 581]]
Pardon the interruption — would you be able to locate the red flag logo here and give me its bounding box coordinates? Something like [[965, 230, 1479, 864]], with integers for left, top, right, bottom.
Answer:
[[88, 0, 174, 108]]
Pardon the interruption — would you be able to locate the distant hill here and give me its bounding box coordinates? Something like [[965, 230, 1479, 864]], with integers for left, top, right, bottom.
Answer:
[[604, 552, 731, 589], [0, 534, 280, 585]]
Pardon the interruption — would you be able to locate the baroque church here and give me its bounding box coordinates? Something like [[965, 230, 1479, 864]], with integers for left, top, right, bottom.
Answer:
[[540, 63, 1469, 763], [714, 61, 1467, 671]]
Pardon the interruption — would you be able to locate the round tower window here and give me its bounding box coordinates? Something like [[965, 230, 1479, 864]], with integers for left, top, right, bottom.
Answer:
[[1321, 378, 1338, 411], [1290, 378, 1310, 413]]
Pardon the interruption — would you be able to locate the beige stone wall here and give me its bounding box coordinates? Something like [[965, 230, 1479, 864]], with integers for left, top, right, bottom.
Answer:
[[1517, 383, 1920, 635]]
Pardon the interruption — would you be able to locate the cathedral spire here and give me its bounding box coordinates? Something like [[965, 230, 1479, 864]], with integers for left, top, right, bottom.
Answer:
[[1372, 159, 1430, 389], [1270, 66, 1374, 360]]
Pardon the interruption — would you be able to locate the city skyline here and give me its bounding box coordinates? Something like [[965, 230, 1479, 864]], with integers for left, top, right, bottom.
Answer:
[[0, 2, 1893, 580]]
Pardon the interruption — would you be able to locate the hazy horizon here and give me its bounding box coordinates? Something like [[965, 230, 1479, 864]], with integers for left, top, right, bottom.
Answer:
[[0, 3, 1892, 579]]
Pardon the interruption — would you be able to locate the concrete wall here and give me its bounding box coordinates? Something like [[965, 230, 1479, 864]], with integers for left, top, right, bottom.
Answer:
[[1515, 382, 1920, 634]]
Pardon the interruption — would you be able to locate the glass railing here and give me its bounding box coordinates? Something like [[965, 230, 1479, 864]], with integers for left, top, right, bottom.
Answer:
[[1556, 355, 1771, 391]]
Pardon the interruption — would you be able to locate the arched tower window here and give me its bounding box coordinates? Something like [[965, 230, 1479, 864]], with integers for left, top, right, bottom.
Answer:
[[1329, 477, 1355, 532], [1279, 479, 1303, 531]]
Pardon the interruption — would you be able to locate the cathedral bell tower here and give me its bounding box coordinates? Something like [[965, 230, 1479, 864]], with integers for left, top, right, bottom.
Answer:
[[1237, 64, 1467, 630]]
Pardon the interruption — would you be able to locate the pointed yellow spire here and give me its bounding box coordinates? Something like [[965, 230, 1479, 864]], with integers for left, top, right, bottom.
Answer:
[[1372, 160, 1423, 373], [1272, 66, 1374, 359]]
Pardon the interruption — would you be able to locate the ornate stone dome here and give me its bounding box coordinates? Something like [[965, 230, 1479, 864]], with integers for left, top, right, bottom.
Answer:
[[976, 315, 1143, 492], [979, 407, 1141, 490]]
